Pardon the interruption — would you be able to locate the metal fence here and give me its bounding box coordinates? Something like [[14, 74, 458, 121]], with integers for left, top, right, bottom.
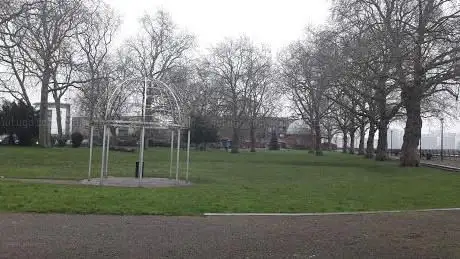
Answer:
[[388, 149, 460, 161]]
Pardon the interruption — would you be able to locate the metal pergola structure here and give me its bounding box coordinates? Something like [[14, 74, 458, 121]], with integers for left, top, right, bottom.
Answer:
[[86, 77, 191, 186]]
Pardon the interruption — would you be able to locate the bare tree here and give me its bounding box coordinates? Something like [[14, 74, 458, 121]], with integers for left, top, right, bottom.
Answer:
[[321, 114, 340, 150], [0, 0, 43, 106], [245, 46, 277, 152], [188, 61, 226, 118], [10, 0, 85, 147], [330, 1, 406, 160], [347, 102, 360, 154], [280, 30, 336, 155], [47, 1, 117, 143], [398, 0, 460, 166], [329, 91, 353, 153], [48, 42, 87, 142], [357, 116, 368, 155], [123, 10, 194, 145], [333, 0, 460, 166], [75, 54, 136, 142], [125, 10, 195, 109], [0, 0, 38, 28], [125, 10, 195, 81], [206, 36, 272, 153], [75, 0, 119, 125], [0, 21, 36, 106]]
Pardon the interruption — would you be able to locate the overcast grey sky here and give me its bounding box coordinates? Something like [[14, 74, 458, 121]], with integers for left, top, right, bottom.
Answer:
[[105, 0, 332, 53], [100, 0, 333, 119]]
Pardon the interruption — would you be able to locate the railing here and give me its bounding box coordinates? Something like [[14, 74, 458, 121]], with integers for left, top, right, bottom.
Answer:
[[388, 149, 460, 160]]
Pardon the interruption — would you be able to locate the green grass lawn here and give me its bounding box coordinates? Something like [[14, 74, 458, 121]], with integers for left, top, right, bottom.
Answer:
[[0, 146, 459, 215]]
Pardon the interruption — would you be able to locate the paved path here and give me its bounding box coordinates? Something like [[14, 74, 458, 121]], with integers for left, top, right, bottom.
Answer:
[[1, 177, 192, 188], [421, 159, 460, 170], [1, 211, 460, 258], [390, 155, 460, 172]]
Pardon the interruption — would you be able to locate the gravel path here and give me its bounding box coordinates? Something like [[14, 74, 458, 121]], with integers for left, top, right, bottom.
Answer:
[[1, 211, 459, 259]]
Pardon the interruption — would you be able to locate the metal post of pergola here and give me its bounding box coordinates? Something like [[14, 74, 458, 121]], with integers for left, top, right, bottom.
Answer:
[[186, 117, 191, 182], [137, 77, 148, 186], [104, 131, 110, 177], [100, 125, 107, 185], [169, 130, 174, 179], [88, 125, 94, 181], [86, 76, 190, 187], [176, 128, 181, 182]]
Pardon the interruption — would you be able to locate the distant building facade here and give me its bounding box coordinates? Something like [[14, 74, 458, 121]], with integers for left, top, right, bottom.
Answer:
[[388, 128, 404, 150], [72, 115, 297, 148], [443, 133, 456, 150], [215, 116, 295, 148], [421, 134, 437, 149]]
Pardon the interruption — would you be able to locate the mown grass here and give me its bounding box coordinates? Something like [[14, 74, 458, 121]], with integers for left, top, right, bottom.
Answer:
[[0, 147, 459, 215]]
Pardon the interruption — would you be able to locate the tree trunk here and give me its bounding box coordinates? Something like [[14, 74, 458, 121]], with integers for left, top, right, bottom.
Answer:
[[231, 128, 240, 153], [327, 132, 333, 151], [314, 120, 322, 156], [250, 123, 256, 152], [366, 125, 376, 158], [400, 93, 422, 167], [400, 17, 424, 167], [342, 130, 348, 153], [109, 126, 119, 147], [358, 123, 365, 155], [375, 120, 389, 161], [53, 96, 63, 142], [39, 71, 51, 147], [349, 129, 355, 154]]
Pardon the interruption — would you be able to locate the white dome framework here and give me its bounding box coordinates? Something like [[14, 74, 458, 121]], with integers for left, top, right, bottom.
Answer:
[[86, 76, 191, 187], [286, 120, 310, 135]]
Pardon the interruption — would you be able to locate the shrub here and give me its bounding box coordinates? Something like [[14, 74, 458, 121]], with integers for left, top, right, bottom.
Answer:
[[71, 132, 84, 148], [187, 114, 219, 149], [0, 101, 38, 146], [148, 140, 170, 147], [52, 136, 66, 147], [110, 146, 135, 152], [57, 139, 66, 147], [268, 131, 280, 150], [118, 138, 138, 147]]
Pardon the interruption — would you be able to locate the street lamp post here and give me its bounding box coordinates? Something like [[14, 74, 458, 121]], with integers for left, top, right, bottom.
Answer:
[[440, 118, 444, 161]]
